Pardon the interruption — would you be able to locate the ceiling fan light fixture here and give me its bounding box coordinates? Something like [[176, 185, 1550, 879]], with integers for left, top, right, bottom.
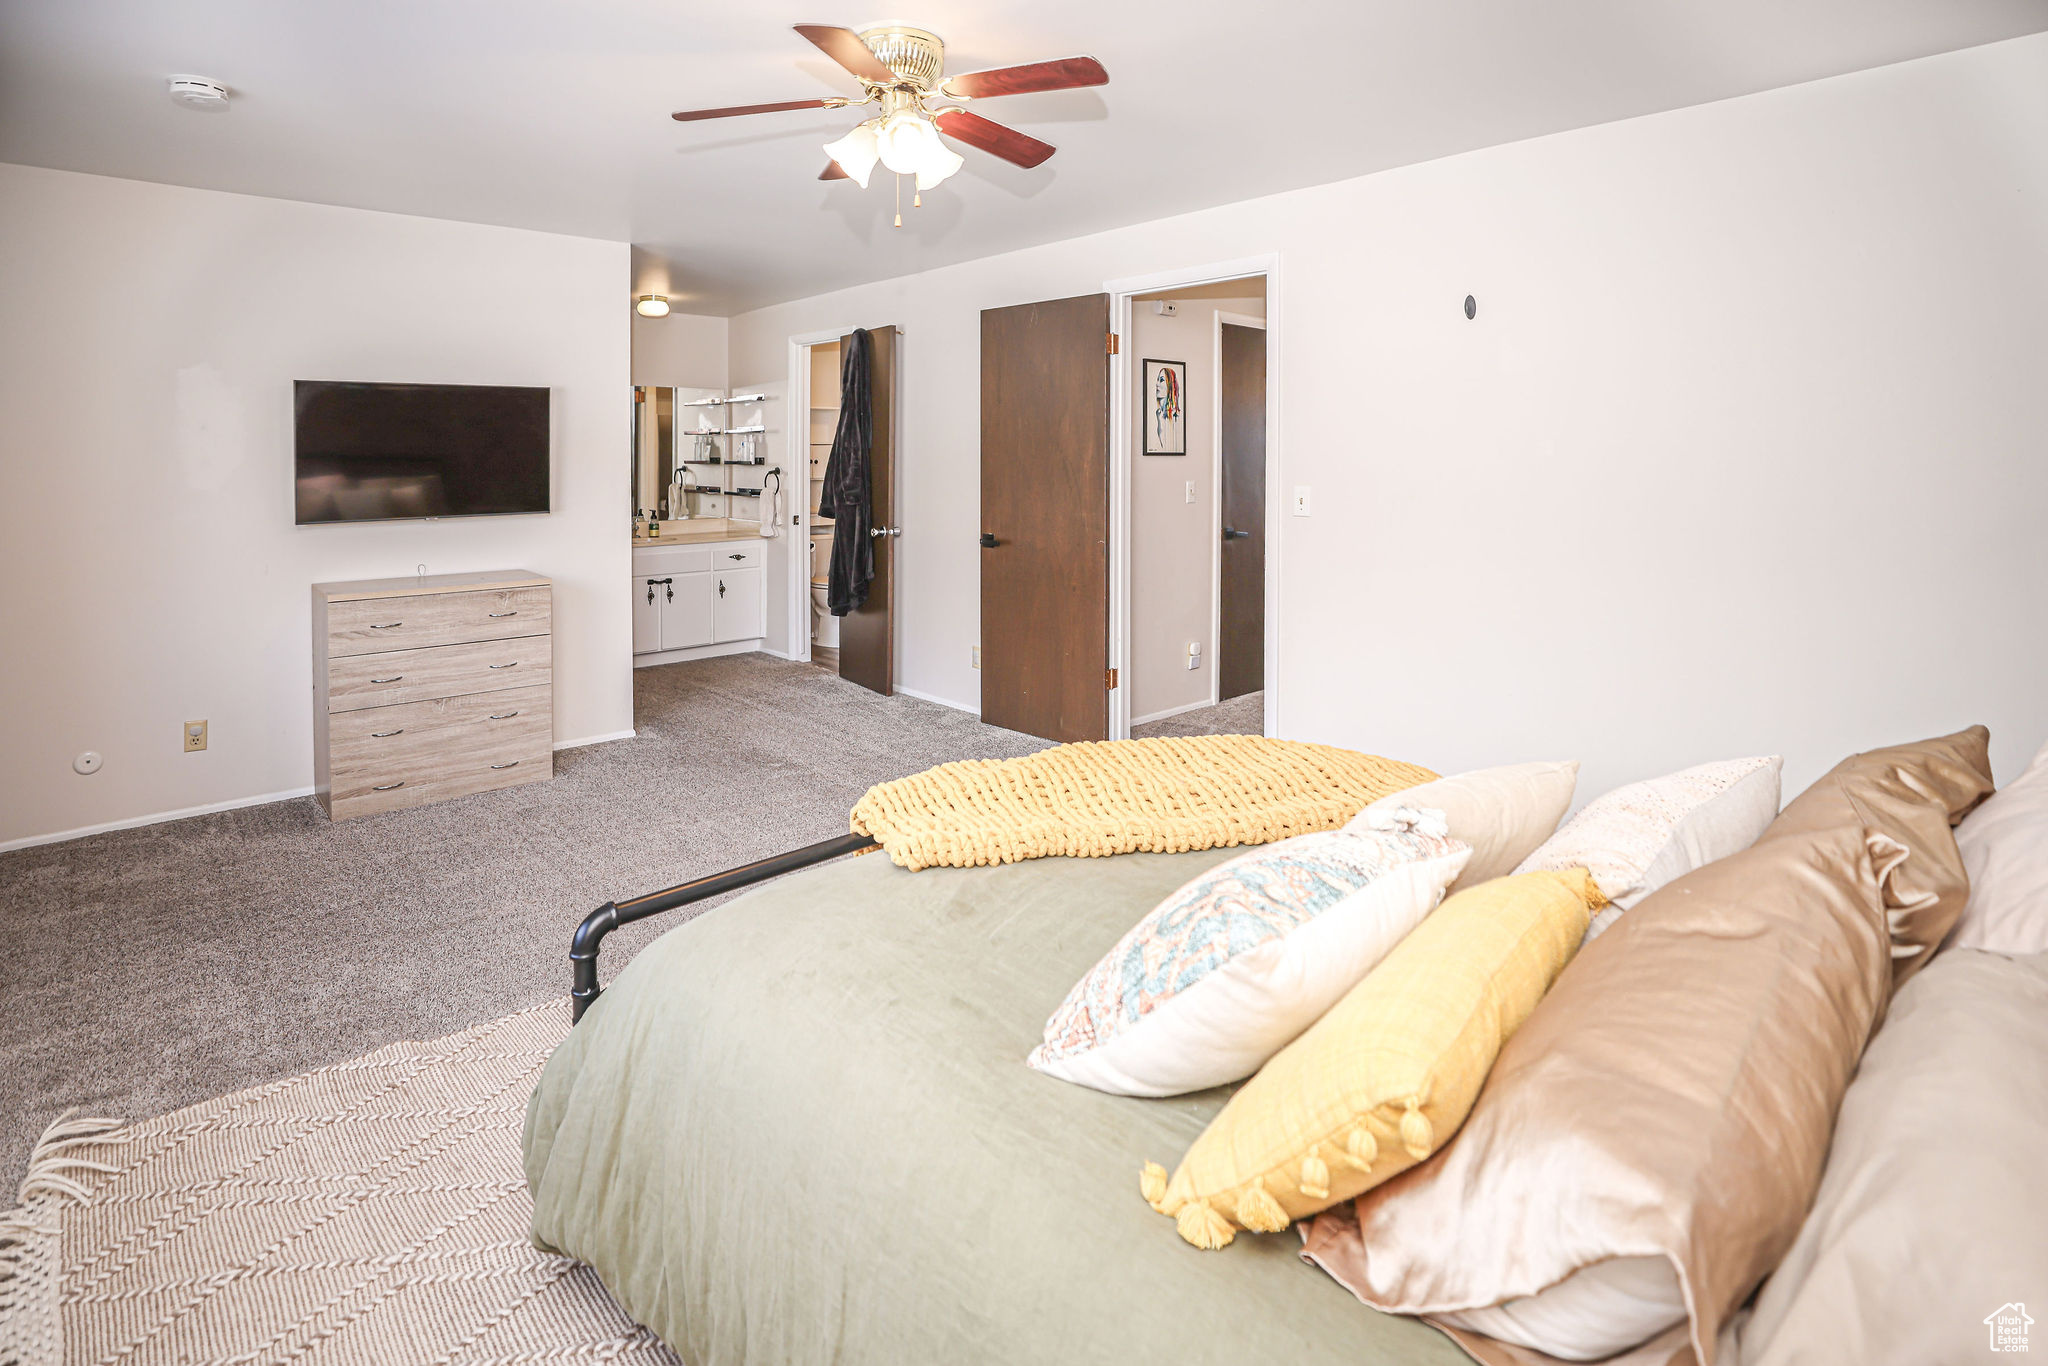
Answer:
[[822, 121, 880, 188], [875, 108, 942, 176], [915, 143, 965, 191], [635, 295, 671, 318]]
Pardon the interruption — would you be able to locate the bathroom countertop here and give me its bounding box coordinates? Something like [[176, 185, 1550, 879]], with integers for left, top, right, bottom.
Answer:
[[632, 519, 770, 548]]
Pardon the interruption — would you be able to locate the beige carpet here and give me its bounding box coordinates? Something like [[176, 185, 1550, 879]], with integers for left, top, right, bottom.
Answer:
[[6, 1002, 678, 1366]]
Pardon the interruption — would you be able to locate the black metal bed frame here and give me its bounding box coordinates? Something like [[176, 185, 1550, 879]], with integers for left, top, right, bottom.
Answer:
[[569, 831, 878, 1022]]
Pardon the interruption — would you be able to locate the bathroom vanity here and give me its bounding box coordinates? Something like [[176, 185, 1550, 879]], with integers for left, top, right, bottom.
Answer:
[[632, 530, 768, 664]]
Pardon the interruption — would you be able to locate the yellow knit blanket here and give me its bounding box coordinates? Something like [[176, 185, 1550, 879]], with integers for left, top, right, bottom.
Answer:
[[850, 736, 1437, 871]]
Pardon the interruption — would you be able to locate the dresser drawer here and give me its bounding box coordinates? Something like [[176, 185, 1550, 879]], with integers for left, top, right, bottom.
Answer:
[[326, 687, 552, 819], [326, 635, 552, 713], [711, 542, 764, 569], [327, 586, 550, 657]]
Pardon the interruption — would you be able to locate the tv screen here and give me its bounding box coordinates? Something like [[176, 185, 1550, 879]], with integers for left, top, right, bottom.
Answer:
[[294, 381, 550, 524]]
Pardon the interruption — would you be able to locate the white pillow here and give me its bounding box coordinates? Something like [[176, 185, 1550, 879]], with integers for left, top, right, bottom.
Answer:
[[1516, 756, 1783, 939], [1027, 809, 1470, 1097], [1948, 739, 2048, 954], [1440, 1256, 1687, 1362], [1348, 761, 1578, 892]]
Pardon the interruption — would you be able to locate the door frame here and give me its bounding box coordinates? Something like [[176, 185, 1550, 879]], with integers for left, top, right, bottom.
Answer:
[[782, 326, 857, 664], [1210, 309, 1268, 711], [1104, 253, 1281, 739]]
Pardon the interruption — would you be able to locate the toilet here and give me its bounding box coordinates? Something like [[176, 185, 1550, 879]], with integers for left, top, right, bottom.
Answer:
[[809, 528, 836, 642]]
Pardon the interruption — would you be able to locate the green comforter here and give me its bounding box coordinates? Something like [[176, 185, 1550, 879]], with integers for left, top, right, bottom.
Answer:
[[524, 846, 1465, 1365]]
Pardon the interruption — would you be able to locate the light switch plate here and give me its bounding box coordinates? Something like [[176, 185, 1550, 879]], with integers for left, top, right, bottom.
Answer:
[[1185, 480, 1195, 504], [1293, 485, 1312, 517], [971, 645, 981, 669]]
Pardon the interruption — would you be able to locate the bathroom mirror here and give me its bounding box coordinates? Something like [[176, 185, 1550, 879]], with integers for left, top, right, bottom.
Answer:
[[631, 386, 676, 518]]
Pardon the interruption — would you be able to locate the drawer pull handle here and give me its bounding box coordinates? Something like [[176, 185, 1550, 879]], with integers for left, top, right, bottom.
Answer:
[[489, 611, 519, 618], [489, 711, 520, 720], [729, 553, 745, 560], [370, 675, 403, 684], [489, 662, 519, 669], [370, 622, 403, 630], [372, 781, 406, 791], [371, 728, 404, 738], [491, 761, 520, 770]]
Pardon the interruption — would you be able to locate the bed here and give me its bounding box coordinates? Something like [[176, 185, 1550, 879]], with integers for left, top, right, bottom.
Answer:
[[524, 844, 1469, 1365]]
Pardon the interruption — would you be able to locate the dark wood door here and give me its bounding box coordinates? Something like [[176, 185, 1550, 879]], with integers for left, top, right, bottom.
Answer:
[[1218, 321, 1266, 702], [839, 325, 896, 694], [980, 295, 1111, 741]]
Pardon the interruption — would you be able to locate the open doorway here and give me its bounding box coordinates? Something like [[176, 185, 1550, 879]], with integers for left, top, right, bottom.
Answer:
[[786, 325, 899, 694], [1122, 275, 1269, 738]]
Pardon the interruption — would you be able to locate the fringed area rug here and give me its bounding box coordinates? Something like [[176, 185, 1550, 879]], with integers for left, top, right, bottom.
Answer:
[[0, 1001, 679, 1366]]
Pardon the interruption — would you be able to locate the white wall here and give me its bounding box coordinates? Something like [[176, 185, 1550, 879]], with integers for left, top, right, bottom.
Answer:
[[631, 312, 727, 388], [729, 33, 2048, 798], [0, 163, 633, 848], [1129, 294, 1267, 721]]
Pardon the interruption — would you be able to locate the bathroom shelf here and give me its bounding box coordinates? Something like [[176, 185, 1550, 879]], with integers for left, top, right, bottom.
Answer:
[[723, 425, 766, 434], [681, 393, 768, 408]]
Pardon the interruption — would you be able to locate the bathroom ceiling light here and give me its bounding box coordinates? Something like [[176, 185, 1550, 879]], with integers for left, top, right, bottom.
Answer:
[[167, 75, 230, 112], [635, 295, 672, 318]]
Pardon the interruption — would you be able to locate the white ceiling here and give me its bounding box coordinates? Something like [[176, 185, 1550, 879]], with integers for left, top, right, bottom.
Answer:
[[4, 1, 2043, 315]]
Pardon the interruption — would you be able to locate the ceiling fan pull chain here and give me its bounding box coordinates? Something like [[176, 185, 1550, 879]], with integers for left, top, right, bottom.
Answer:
[[894, 173, 902, 228]]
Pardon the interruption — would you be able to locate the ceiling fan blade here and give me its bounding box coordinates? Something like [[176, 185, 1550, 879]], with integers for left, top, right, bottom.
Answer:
[[820, 160, 850, 181], [940, 56, 1108, 101], [673, 98, 831, 123], [933, 108, 1056, 169], [793, 24, 897, 85]]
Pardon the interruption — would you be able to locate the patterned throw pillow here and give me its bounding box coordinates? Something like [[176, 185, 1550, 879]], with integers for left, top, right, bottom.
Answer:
[[1027, 809, 1470, 1097], [1515, 756, 1782, 939]]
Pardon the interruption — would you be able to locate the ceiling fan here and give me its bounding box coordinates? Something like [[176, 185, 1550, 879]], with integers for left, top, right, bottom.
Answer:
[[671, 24, 1107, 219]]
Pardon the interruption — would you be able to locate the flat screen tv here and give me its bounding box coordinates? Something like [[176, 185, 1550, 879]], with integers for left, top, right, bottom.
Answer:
[[294, 380, 551, 524]]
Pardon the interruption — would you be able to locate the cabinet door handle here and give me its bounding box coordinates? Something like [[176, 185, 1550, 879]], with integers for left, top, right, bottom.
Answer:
[[370, 675, 403, 684], [370, 728, 404, 738], [647, 582, 656, 604], [718, 579, 726, 598], [372, 781, 406, 791], [489, 711, 520, 720], [490, 761, 520, 770], [488, 610, 519, 618], [489, 662, 519, 669], [370, 622, 403, 630], [665, 581, 673, 602]]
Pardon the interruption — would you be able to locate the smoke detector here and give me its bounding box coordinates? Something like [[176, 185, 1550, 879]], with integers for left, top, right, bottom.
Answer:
[[167, 75, 230, 112]]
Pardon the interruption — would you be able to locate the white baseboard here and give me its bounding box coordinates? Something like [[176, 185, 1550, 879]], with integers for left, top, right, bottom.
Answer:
[[4, 729, 638, 853], [556, 729, 635, 751], [1132, 698, 1215, 726], [894, 684, 980, 716], [633, 639, 764, 668], [0, 785, 318, 854]]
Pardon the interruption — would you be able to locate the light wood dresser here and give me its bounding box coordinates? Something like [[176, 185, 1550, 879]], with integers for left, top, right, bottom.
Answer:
[[312, 569, 554, 820]]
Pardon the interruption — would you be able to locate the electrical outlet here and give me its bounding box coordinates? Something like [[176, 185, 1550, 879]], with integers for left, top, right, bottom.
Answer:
[[1293, 485, 1312, 517], [971, 645, 981, 670], [184, 719, 207, 752], [1185, 480, 1195, 504]]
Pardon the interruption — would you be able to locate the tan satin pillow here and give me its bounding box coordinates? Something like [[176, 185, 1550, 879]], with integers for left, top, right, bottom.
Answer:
[[1303, 820, 1903, 1366], [1762, 724, 1992, 984]]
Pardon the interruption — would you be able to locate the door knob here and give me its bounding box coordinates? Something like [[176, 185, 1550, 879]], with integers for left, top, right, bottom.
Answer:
[[979, 533, 998, 548], [1223, 526, 1252, 541], [869, 525, 901, 538]]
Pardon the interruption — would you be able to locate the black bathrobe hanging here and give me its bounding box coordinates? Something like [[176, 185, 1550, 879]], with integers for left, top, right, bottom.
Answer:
[[816, 328, 874, 616]]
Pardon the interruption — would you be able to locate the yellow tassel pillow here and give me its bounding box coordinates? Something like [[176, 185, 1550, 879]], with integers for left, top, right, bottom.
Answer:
[[1143, 867, 1604, 1249]]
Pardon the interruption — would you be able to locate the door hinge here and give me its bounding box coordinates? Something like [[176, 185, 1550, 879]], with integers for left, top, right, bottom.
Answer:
[[1106, 667, 1118, 690], [1106, 332, 1120, 355]]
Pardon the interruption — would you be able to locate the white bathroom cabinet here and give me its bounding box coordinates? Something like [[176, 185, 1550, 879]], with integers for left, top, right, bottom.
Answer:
[[631, 538, 768, 663]]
